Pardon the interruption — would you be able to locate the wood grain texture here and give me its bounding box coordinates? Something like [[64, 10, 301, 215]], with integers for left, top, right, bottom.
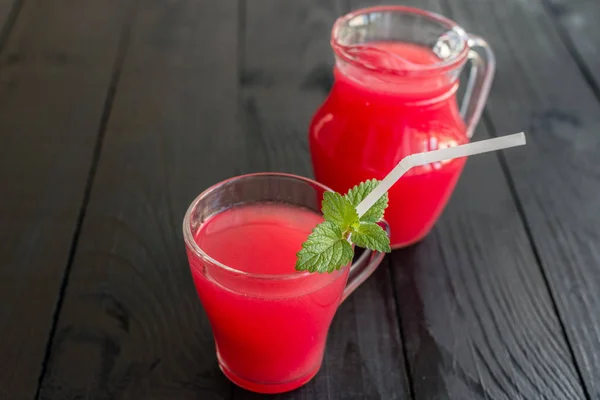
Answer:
[[239, 0, 338, 177], [0, 0, 131, 398], [441, 0, 600, 397], [236, 1, 410, 398], [392, 124, 584, 400], [36, 1, 242, 399], [0, 0, 18, 46], [542, 0, 600, 90], [345, 0, 587, 398]]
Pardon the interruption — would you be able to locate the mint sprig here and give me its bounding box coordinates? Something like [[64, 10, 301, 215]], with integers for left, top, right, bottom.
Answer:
[[296, 179, 391, 273]]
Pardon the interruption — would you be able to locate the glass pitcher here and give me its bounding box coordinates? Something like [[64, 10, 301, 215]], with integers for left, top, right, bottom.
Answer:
[[309, 6, 494, 248]]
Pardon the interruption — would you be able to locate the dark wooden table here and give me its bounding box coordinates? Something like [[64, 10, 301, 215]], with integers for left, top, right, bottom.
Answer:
[[1, 0, 599, 398]]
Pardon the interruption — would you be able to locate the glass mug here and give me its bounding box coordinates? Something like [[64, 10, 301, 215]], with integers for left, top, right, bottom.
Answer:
[[309, 6, 495, 248], [183, 173, 390, 394]]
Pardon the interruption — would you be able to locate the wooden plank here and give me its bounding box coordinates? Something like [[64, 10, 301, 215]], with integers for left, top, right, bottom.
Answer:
[[542, 0, 600, 91], [0, 0, 132, 398], [441, 0, 600, 397], [238, 0, 339, 177], [392, 124, 584, 400], [234, 1, 411, 399], [0, 0, 18, 45], [36, 1, 240, 399], [344, 0, 587, 398]]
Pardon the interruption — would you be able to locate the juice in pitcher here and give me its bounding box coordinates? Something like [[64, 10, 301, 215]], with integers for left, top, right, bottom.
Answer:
[[309, 6, 494, 248]]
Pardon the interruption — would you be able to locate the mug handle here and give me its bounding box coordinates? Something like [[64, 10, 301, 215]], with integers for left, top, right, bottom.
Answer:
[[342, 220, 390, 301], [460, 34, 496, 139]]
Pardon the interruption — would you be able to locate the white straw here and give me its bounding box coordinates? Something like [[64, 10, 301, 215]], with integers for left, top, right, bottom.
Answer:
[[355, 132, 527, 217]]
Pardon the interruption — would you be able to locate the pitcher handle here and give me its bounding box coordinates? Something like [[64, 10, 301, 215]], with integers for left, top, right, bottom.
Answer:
[[342, 220, 390, 301], [460, 34, 496, 139]]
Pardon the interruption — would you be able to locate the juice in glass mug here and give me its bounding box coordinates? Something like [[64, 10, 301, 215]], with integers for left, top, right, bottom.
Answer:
[[183, 173, 389, 393]]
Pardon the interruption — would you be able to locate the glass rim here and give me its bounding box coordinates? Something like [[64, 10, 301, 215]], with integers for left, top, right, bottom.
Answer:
[[183, 172, 368, 281], [331, 5, 471, 76]]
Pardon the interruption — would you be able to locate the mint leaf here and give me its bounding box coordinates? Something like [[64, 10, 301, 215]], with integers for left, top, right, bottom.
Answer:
[[296, 179, 392, 274], [322, 192, 359, 231], [296, 221, 354, 273], [344, 179, 388, 223], [350, 222, 391, 253]]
